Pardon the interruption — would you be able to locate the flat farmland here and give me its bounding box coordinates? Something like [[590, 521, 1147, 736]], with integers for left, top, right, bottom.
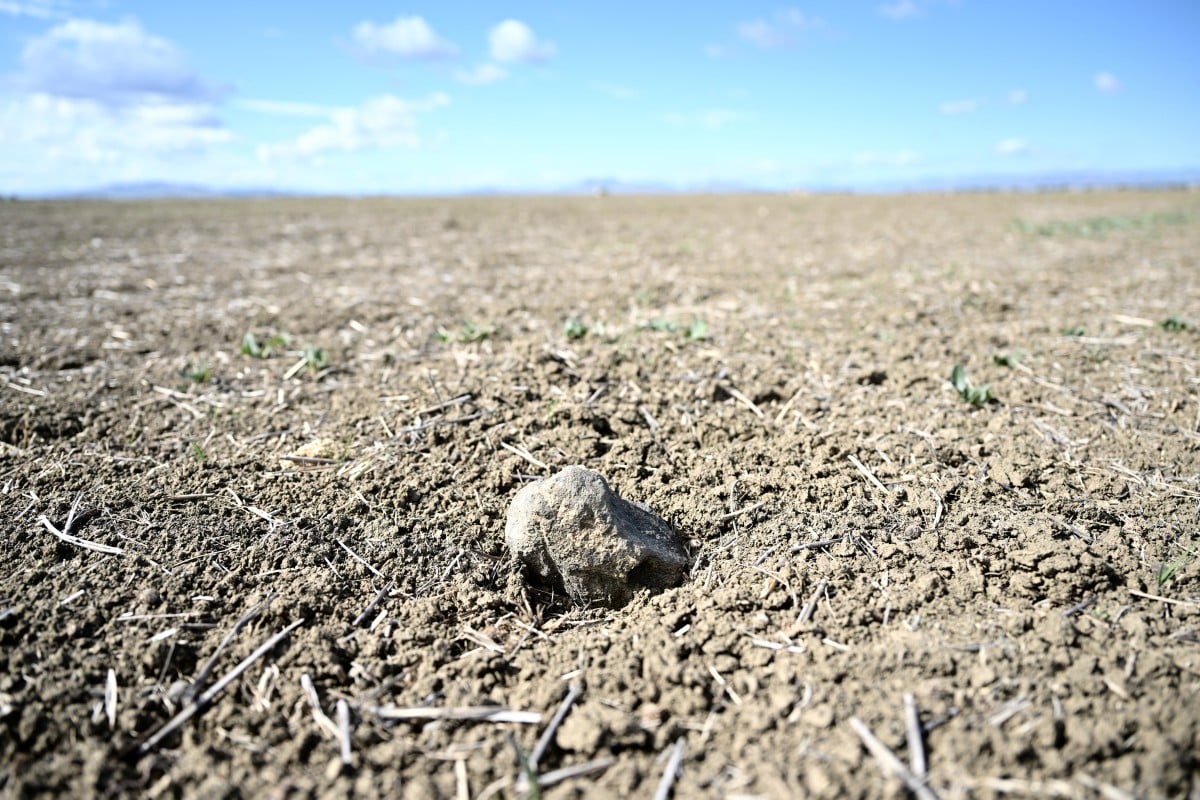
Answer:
[[1, 191, 1198, 798]]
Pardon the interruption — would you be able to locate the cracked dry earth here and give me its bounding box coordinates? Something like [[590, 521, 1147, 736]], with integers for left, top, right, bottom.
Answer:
[[1, 191, 1198, 799]]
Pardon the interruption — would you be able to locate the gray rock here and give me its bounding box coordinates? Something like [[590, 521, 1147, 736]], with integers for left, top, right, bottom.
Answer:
[[505, 466, 688, 607]]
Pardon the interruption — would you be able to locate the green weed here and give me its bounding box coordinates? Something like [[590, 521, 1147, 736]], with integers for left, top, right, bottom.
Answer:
[[646, 318, 677, 333], [241, 331, 290, 358], [563, 317, 588, 340], [1160, 314, 1189, 332], [641, 317, 709, 341], [1157, 545, 1197, 587], [302, 345, 328, 371], [438, 320, 496, 344], [507, 734, 540, 800], [1061, 326, 1085, 337], [950, 364, 995, 407], [180, 361, 212, 383], [189, 441, 207, 463], [1014, 211, 1189, 238], [992, 351, 1022, 367]]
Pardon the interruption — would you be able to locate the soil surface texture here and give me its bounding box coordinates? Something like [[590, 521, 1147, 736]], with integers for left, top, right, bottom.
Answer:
[[2, 191, 1198, 799]]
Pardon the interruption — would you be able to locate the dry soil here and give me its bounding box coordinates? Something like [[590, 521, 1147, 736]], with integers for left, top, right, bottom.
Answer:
[[1, 192, 1198, 799]]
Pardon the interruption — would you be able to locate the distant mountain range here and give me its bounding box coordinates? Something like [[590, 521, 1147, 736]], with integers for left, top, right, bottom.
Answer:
[[19, 169, 1200, 200], [41, 181, 298, 200]]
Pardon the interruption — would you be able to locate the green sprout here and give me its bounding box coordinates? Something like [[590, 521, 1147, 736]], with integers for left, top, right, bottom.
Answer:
[[302, 345, 328, 371], [1013, 212, 1189, 238], [685, 318, 710, 341], [241, 331, 290, 358], [1060, 326, 1085, 337], [506, 734, 541, 800], [950, 364, 995, 407], [438, 320, 496, 344], [189, 441, 207, 463], [1160, 314, 1189, 332], [1157, 545, 1197, 587], [992, 351, 1021, 368], [646, 318, 677, 333], [180, 361, 212, 383], [563, 317, 588, 340]]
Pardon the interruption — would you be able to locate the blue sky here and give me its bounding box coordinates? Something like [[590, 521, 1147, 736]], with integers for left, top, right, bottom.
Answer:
[[1, 0, 1198, 194]]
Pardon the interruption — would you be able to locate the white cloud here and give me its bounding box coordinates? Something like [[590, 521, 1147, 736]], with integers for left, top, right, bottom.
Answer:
[[736, 20, 780, 49], [352, 16, 457, 59], [455, 63, 507, 86], [0, 0, 65, 19], [0, 93, 232, 164], [18, 17, 225, 106], [1008, 89, 1028, 105], [736, 8, 825, 49], [258, 93, 450, 160], [234, 98, 334, 117], [879, 1, 920, 19], [939, 99, 980, 115], [995, 138, 1031, 156], [1094, 72, 1121, 93], [489, 19, 555, 63], [661, 109, 741, 130], [0, 16, 232, 173]]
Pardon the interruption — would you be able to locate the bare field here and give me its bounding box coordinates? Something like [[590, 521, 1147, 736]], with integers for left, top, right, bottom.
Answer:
[[1, 192, 1198, 798]]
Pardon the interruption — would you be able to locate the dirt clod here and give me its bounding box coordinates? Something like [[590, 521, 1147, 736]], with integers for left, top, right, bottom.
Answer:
[[505, 465, 688, 607]]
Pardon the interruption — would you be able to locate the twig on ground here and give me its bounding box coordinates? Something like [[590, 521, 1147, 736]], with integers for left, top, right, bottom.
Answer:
[[337, 699, 352, 766], [301, 673, 340, 739], [152, 385, 204, 418], [790, 538, 843, 554], [337, 539, 385, 579], [138, 619, 304, 753], [638, 405, 662, 433], [1129, 588, 1199, 607], [529, 683, 582, 771], [849, 717, 939, 800], [501, 441, 550, 471], [929, 489, 944, 531], [796, 577, 828, 625], [370, 705, 542, 724], [1048, 515, 1092, 543], [461, 626, 505, 654], [903, 693, 926, 778], [723, 385, 764, 419], [988, 697, 1031, 727], [1111, 313, 1155, 327], [185, 596, 273, 704], [1062, 595, 1098, 617], [105, 669, 118, 729], [279, 454, 338, 466], [720, 500, 766, 521], [652, 737, 686, 800], [414, 393, 472, 417], [40, 514, 124, 556], [538, 758, 614, 789], [399, 412, 488, 435], [965, 776, 1075, 796], [1076, 772, 1138, 800], [773, 389, 802, 426], [848, 454, 888, 495], [352, 583, 392, 627]]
